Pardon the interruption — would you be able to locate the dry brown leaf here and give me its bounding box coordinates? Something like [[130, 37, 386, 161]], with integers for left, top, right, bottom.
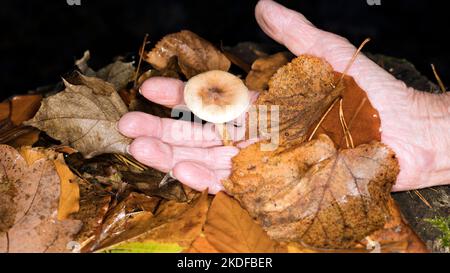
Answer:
[[0, 145, 82, 253], [203, 192, 286, 253], [9, 95, 42, 126], [92, 190, 209, 252], [364, 197, 428, 253], [145, 30, 231, 79], [255, 55, 342, 145], [224, 134, 399, 249], [185, 234, 220, 253], [25, 74, 131, 158], [0, 120, 40, 148], [0, 95, 42, 126], [0, 101, 9, 121], [245, 52, 293, 91], [76, 50, 135, 91], [96, 61, 135, 91], [309, 73, 381, 148], [72, 180, 112, 245]]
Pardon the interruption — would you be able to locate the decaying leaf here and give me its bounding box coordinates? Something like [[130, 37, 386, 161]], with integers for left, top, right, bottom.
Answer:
[[254, 55, 342, 145], [25, 74, 131, 158], [53, 156, 80, 220], [224, 134, 399, 248], [0, 145, 82, 253], [76, 50, 135, 91], [92, 191, 209, 252], [203, 192, 286, 253], [0, 95, 42, 147], [308, 73, 381, 148], [72, 179, 112, 245], [245, 52, 293, 91], [145, 30, 231, 79], [185, 234, 220, 253], [8, 95, 42, 126]]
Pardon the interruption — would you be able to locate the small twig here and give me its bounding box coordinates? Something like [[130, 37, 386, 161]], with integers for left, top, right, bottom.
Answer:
[[159, 171, 174, 188], [308, 96, 340, 141], [134, 33, 149, 88], [339, 98, 354, 149], [431, 64, 447, 93], [309, 38, 371, 142], [414, 190, 432, 209], [337, 38, 371, 86], [114, 154, 147, 171]]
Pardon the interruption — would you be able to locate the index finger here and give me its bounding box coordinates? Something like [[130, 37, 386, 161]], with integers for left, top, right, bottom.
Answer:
[[140, 77, 185, 108]]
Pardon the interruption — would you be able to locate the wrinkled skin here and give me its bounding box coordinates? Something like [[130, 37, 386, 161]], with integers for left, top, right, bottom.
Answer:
[[118, 0, 450, 193]]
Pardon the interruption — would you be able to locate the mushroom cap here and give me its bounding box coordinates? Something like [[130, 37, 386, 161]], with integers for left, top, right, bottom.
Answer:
[[184, 70, 250, 124]]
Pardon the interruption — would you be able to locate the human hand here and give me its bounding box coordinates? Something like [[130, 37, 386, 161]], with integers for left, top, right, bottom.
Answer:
[[118, 77, 259, 194], [119, 0, 450, 194], [254, 0, 450, 191]]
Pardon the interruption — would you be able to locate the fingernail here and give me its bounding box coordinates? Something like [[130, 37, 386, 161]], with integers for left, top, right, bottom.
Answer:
[[138, 88, 143, 95], [115, 121, 120, 131], [126, 145, 131, 155]]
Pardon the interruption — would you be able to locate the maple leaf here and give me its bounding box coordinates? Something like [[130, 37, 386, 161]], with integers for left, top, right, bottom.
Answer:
[[25, 74, 131, 158], [224, 134, 399, 248], [0, 145, 82, 253], [145, 30, 231, 79]]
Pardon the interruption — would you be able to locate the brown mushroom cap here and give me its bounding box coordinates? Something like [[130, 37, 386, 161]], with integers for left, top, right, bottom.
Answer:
[[184, 70, 250, 124]]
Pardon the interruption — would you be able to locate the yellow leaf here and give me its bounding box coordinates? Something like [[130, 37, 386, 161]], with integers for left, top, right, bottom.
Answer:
[[53, 155, 80, 220], [102, 241, 183, 253]]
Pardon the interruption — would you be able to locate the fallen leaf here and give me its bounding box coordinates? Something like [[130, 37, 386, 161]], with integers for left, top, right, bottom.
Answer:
[[254, 55, 342, 145], [72, 179, 112, 245], [104, 241, 183, 253], [9, 95, 42, 126], [245, 52, 293, 91], [0, 145, 82, 253], [145, 30, 231, 79], [309, 73, 381, 148], [0, 101, 9, 121], [203, 192, 286, 253], [76, 50, 135, 91], [0, 119, 40, 148], [185, 234, 220, 253], [93, 190, 209, 252], [364, 197, 428, 253], [96, 60, 135, 91], [120, 170, 188, 202], [25, 74, 131, 158], [53, 155, 80, 220], [224, 134, 399, 248], [223, 42, 271, 71]]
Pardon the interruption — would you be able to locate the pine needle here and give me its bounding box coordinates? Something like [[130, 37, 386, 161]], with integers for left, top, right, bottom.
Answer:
[[414, 190, 432, 209], [339, 98, 354, 149], [309, 38, 371, 142], [134, 33, 149, 88], [431, 64, 446, 93], [308, 96, 340, 141]]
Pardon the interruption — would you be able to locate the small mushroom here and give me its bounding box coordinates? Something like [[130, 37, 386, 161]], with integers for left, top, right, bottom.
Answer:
[[184, 70, 250, 145]]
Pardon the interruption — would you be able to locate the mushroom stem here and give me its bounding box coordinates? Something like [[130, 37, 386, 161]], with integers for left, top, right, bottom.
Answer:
[[216, 123, 233, 146]]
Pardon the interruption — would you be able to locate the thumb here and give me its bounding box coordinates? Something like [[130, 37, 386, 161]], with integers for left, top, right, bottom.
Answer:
[[255, 0, 412, 113]]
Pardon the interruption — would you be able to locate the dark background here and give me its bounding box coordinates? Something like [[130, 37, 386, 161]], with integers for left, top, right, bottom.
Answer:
[[1, 0, 449, 100]]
